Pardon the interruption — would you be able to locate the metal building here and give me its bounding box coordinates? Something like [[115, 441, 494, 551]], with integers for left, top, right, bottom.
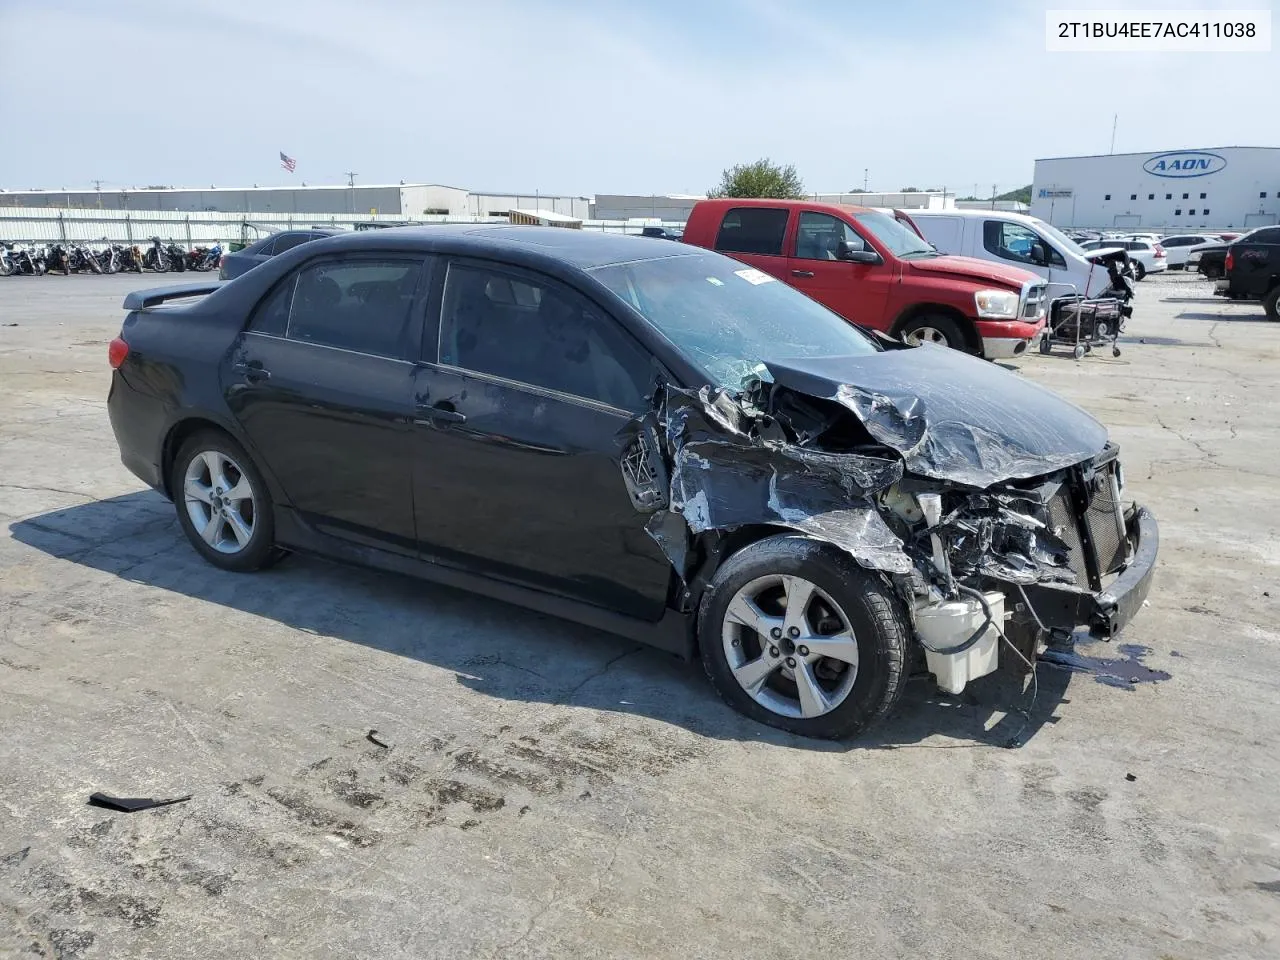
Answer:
[[1030, 147, 1280, 231]]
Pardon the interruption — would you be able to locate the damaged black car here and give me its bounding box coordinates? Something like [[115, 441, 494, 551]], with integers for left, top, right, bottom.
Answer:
[[106, 226, 1158, 739]]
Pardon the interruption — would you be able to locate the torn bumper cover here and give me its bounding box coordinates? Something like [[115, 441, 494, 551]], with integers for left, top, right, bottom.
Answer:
[[1020, 505, 1158, 638]]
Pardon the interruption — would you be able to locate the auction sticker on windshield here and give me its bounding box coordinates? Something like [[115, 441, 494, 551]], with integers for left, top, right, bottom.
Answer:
[[735, 268, 776, 285]]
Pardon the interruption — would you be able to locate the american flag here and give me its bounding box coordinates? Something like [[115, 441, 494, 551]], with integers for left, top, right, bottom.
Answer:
[[279, 151, 297, 173]]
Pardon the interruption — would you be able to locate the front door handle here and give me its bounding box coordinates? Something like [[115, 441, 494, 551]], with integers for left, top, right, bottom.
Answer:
[[791, 269, 815, 278], [233, 360, 270, 382], [416, 401, 467, 425]]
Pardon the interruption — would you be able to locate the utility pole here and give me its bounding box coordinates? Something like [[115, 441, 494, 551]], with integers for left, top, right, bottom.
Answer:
[[343, 172, 358, 216], [1109, 114, 1117, 154], [863, 168, 869, 192], [92, 179, 103, 209], [991, 182, 998, 210]]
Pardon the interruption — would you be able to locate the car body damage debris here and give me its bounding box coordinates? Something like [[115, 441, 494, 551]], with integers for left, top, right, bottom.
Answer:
[[620, 342, 1159, 696]]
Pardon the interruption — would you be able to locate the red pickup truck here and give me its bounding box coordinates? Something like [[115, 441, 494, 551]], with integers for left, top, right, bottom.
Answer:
[[683, 199, 1047, 358]]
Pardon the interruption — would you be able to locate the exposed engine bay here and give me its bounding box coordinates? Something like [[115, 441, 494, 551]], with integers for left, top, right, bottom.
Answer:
[[621, 344, 1158, 694]]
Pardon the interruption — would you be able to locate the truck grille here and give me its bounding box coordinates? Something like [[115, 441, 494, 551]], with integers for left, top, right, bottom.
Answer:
[[1022, 284, 1048, 319], [1046, 454, 1129, 589]]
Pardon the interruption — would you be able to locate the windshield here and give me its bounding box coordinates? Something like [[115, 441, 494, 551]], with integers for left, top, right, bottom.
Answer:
[[589, 252, 878, 389], [853, 210, 935, 258], [1028, 218, 1087, 258]]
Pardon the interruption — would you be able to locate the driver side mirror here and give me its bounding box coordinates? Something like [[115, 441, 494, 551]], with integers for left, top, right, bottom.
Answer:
[[1029, 242, 1047, 264], [837, 240, 882, 264]]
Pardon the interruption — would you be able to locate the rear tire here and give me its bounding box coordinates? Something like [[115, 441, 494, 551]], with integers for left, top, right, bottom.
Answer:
[[1133, 261, 1147, 281], [1264, 287, 1280, 322], [171, 431, 279, 572], [899, 314, 969, 352], [697, 535, 910, 740]]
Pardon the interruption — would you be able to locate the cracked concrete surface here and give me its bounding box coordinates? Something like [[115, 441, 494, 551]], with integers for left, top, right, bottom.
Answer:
[[1, 273, 1279, 959]]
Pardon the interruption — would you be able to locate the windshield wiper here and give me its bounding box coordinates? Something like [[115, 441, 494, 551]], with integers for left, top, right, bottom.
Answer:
[[899, 249, 938, 259]]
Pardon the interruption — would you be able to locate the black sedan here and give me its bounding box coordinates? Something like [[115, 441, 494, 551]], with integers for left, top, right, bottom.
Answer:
[[107, 226, 1158, 739], [218, 228, 340, 280]]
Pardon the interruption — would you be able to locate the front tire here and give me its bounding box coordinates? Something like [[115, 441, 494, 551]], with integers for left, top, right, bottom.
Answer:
[[899, 314, 968, 352], [172, 431, 277, 572], [698, 535, 910, 740]]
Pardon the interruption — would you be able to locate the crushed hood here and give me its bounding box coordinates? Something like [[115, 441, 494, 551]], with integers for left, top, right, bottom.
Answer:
[[764, 345, 1108, 488], [905, 254, 1038, 289]]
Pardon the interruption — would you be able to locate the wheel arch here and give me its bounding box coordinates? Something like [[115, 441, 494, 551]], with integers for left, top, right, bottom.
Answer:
[[889, 303, 980, 354], [159, 414, 286, 506]]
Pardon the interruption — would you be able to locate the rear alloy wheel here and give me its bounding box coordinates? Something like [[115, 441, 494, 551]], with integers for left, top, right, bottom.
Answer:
[[1264, 288, 1280, 322], [699, 535, 909, 739], [900, 314, 967, 352], [172, 432, 278, 572], [1133, 261, 1147, 280]]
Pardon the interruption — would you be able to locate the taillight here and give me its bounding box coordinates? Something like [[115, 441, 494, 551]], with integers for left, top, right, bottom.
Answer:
[[1154, 244, 1166, 257], [108, 337, 129, 369], [1225, 250, 1234, 272]]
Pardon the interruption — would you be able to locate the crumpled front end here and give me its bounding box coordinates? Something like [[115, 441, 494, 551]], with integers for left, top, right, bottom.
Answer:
[[619, 351, 1157, 693]]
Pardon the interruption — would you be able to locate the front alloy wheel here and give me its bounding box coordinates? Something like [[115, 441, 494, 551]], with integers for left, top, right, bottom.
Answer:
[[721, 574, 859, 720]]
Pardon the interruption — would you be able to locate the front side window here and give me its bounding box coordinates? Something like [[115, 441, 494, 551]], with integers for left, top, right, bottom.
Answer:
[[793, 212, 863, 260], [439, 263, 653, 412], [983, 220, 1042, 265], [713, 207, 789, 256], [286, 259, 421, 358], [590, 251, 877, 389]]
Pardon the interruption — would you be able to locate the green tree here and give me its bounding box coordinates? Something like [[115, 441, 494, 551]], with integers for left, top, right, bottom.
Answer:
[[708, 159, 806, 199], [996, 185, 1033, 204]]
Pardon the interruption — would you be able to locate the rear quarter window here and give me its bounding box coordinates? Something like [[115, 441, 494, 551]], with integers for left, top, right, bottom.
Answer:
[[713, 207, 789, 256]]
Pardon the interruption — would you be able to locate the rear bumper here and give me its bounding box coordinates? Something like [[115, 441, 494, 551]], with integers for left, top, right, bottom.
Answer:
[[1018, 504, 1158, 639], [978, 317, 1046, 359], [107, 371, 168, 495]]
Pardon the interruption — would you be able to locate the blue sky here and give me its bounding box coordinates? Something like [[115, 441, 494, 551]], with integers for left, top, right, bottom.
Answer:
[[0, 0, 1274, 196]]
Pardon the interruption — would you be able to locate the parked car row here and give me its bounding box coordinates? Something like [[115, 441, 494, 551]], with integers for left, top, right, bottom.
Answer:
[[105, 225, 1159, 739]]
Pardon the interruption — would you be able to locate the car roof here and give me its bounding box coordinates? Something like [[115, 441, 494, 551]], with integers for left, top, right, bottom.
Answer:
[[302, 224, 703, 270], [695, 197, 876, 217]]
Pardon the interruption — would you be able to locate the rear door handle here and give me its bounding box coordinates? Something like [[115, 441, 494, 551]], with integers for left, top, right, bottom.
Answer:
[[416, 401, 467, 425], [233, 360, 270, 382], [791, 270, 815, 278]]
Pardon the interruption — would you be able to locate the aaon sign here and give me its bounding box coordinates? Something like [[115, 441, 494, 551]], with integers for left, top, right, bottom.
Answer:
[[1142, 150, 1228, 179]]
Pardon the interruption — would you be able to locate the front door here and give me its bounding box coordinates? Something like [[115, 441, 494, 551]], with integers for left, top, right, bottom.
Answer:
[[225, 255, 429, 553], [786, 210, 891, 328], [409, 259, 672, 620]]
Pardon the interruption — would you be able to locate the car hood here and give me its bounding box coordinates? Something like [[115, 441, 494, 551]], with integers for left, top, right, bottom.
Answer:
[[763, 345, 1108, 488], [905, 254, 1038, 289]]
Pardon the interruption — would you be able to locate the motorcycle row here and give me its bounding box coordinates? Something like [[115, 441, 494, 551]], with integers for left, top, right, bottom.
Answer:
[[0, 238, 222, 277]]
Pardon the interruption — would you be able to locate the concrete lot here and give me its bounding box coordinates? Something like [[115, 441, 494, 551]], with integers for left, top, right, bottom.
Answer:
[[1, 270, 1278, 960]]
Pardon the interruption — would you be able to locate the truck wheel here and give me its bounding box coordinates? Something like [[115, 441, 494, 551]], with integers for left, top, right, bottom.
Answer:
[[1264, 287, 1280, 322], [900, 314, 968, 352], [697, 534, 910, 740]]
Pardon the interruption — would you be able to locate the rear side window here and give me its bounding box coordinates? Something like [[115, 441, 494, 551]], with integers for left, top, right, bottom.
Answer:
[[252, 237, 277, 256], [438, 263, 653, 411], [1251, 227, 1280, 244], [272, 233, 313, 255], [285, 259, 422, 358], [714, 207, 789, 256]]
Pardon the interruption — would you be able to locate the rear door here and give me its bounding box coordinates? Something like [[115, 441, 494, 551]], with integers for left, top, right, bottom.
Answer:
[[409, 258, 672, 620], [225, 254, 430, 553], [1231, 226, 1280, 294], [786, 210, 889, 326], [710, 206, 794, 281]]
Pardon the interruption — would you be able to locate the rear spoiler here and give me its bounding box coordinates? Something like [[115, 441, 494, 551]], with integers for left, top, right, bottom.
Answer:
[[123, 281, 223, 311]]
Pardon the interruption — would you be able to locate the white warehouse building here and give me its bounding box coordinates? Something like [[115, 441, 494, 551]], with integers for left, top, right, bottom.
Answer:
[[1030, 146, 1280, 232]]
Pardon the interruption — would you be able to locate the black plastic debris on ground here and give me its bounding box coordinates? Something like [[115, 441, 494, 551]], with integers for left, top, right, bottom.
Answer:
[[1038, 642, 1171, 690], [88, 792, 192, 813]]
